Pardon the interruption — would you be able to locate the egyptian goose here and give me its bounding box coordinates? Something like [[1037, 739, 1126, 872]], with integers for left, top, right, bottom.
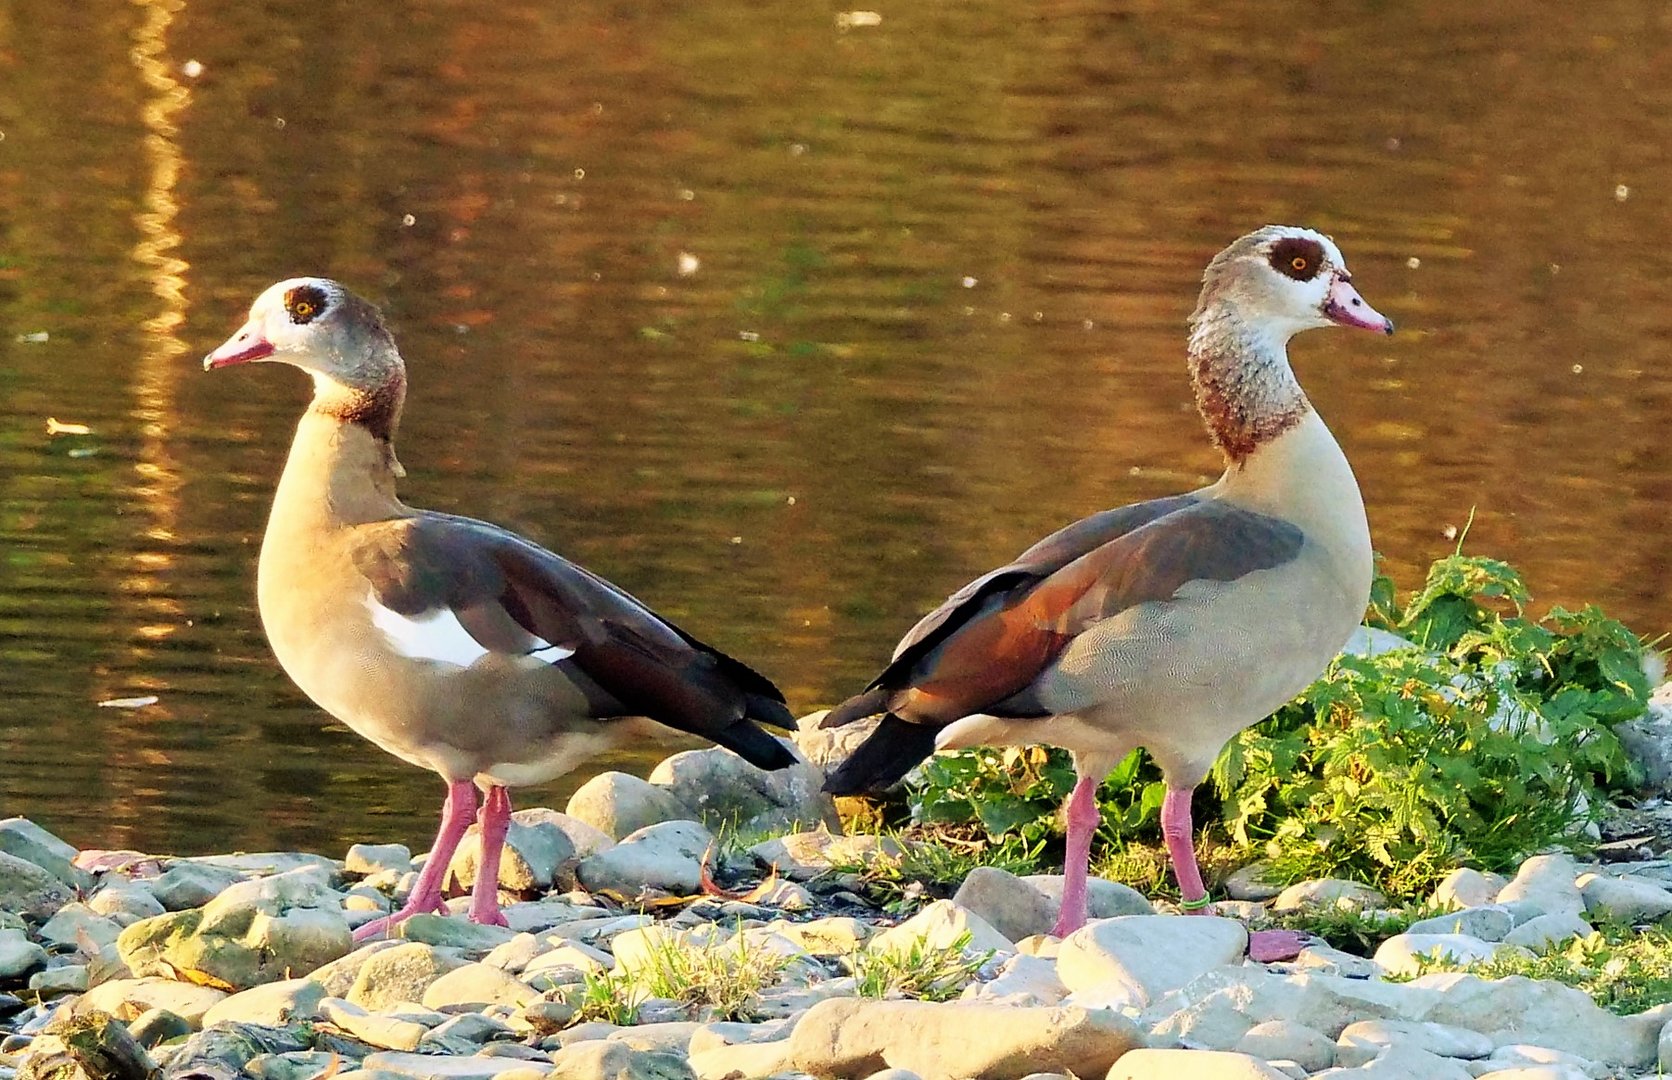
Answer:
[[203, 279, 796, 939], [820, 226, 1393, 956]]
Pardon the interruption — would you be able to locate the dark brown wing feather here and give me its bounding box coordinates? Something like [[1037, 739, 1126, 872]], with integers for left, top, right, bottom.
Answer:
[[869, 497, 1303, 723], [353, 512, 794, 767]]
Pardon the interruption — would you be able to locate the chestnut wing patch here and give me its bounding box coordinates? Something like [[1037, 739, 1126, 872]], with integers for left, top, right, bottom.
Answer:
[[885, 500, 1304, 721]]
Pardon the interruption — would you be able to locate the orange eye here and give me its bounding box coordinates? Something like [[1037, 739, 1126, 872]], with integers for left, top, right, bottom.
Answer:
[[1291, 256, 1308, 272], [292, 300, 315, 319]]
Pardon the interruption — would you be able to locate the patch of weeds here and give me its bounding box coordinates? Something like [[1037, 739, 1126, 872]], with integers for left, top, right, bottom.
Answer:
[[846, 930, 991, 1002], [830, 827, 1046, 914], [631, 929, 792, 1022], [1394, 925, 1672, 1016], [569, 968, 643, 1026], [1269, 905, 1418, 955]]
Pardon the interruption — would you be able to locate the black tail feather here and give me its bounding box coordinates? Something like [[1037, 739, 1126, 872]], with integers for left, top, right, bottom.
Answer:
[[716, 717, 798, 770], [817, 686, 890, 730], [822, 713, 939, 795], [745, 692, 796, 731]]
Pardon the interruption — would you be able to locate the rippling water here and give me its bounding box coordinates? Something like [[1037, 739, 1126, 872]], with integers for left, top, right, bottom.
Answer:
[[2, 0, 1671, 854]]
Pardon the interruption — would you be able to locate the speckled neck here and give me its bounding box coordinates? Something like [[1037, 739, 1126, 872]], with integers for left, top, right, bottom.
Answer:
[[1186, 305, 1310, 465], [308, 367, 408, 480]]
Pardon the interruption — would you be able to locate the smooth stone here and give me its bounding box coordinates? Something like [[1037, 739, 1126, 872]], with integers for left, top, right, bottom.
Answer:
[[81, 976, 228, 1025], [187, 852, 342, 875], [748, 831, 901, 881], [1502, 912, 1593, 951], [1235, 1019, 1335, 1072], [861, 1072, 922, 1080], [424, 1012, 513, 1047], [361, 1051, 547, 1080], [127, 1007, 193, 1048], [606, 1021, 703, 1054], [420, 962, 541, 1009], [397, 913, 519, 951], [36, 903, 123, 950], [1405, 906, 1514, 942], [649, 743, 839, 835], [0, 851, 73, 919], [86, 886, 167, 921], [500, 899, 602, 933], [201, 976, 328, 1026], [1109, 1049, 1292, 1079], [0, 929, 48, 981], [247, 1051, 348, 1080], [310, 939, 406, 996], [320, 996, 429, 1051], [1319, 1042, 1474, 1078], [1432, 868, 1509, 911], [1152, 966, 1441, 1048], [869, 899, 1015, 958], [612, 923, 729, 975], [787, 999, 1143, 1080], [347, 942, 469, 1011], [1485, 1045, 1599, 1074], [952, 867, 1055, 943], [1271, 879, 1387, 913], [1223, 862, 1286, 902], [29, 964, 88, 995], [1413, 971, 1663, 1066], [118, 866, 353, 990], [150, 862, 245, 910], [964, 952, 1069, 1006], [1057, 915, 1247, 1005], [1373, 934, 1527, 977], [760, 916, 872, 955], [1289, 944, 1379, 980], [1471, 1067, 1591, 1080], [686, 1020, 793, 1056], [565, 772, 694, 842], [0, 820, 91, 892], [1659, 1016, 1672, 1073], [450, 817, 576, 893], [523, 942, 611, 981], [1335, 1019, 1495, 1067], [576, 820, 717, 896], [1023, 875, 1154, 919], [547, 1040, 695, 1080], [1577, 873, 1672, 922], [1495, 855, 1584, 917], [513, 808, 615, 860], [346, 844, 413, 876], [541, 913, 652, 945], [482, 933, 543, 973]]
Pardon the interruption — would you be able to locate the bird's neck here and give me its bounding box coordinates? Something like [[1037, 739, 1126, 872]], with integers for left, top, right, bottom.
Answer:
[[269, 409, 406, 535], [1186, 304, 1310, 465]]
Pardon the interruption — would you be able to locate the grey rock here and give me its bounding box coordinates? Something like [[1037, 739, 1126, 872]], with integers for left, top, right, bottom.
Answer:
[[347, 942, 469, 1011], [87, 885, 167, 921], [1373, 933, 1526, 977], [82, 975, 229, 1025], [29, 964, 89, 995], [606, 1022, 704, 1054], [310, 939, 405, 996], [127, 1007, 193, 1049], [1415, 971, 1661, 1066], [1405, 906, 1514, 942], [247, 1052, 352, 1080], [952, 867, 1055, 942], [963, 952, 1068, 1006], [788, 999, 1143, 1080], [1224, 862, 1287, 902], [1109, 1049, 1292, 1079], [748, 831, 901, 881], [1496, 854, 1584, 917], [1271, 878, 1387, 913], [450, 816, 575, 893], [1234, 1019, 1335, 1072], [151, 862, 245, 910], [1431, 868, 1509, 911], [514, 808, 614, 859], [0, 929, 48, 981], [1578, 873, 1672, 922], [687, 1038, 794, 1080], [202, 977, 329, 1026], [1022, 875, 1153, 919], [36, 903, 123, 951], [500, 898, 603, 933], [547, 1040, 695, 1080], [0, 851, 73, 920], [1335, 1018, 1495, 1067], [419, 962, 540, 1009], [481, 932, 543, 973], [1616, 704, 1672, 792], [187, 852, 341, 875], [345, 844, 412, 876], [320, 996, 429, 1052], [118, 866, 352, 990], [870, 899, 1015, 959], [0, 819, 91, 891], [792, 708, 883, 773], [360, 1051, 549, 1080], [423, 1012, 513, 1047], [396, 913, 519, 951], [576, 820, 716, 896], [1503, 912, 1593, 951], [1057, 915, 1246, 1007], [565, 772, 693, 841]]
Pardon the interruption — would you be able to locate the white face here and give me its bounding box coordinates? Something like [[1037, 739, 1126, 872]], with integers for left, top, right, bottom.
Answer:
[[1212, 227, 1393, 341], [202, 277, 353, 373]]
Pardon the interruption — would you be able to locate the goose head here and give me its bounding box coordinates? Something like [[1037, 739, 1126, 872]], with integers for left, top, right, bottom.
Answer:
[[203, 277, 402, 393], [1193, 225, 1394, 343]]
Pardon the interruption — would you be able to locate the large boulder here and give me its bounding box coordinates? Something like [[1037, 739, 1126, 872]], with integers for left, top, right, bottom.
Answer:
[[648, 744, 839, 835], [565, 773, 693, 841]]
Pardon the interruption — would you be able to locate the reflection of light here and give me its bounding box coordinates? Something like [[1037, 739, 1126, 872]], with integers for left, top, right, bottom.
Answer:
[[125, 0, 190, 640]]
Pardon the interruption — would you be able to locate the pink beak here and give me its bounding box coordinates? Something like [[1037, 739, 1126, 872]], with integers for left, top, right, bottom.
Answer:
[[1323, 276, 1394, 335], [203, 324, 275, 370]]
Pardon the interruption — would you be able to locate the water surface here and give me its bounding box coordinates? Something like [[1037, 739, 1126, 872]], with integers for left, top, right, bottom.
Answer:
[[2, 0, 1671, 854]]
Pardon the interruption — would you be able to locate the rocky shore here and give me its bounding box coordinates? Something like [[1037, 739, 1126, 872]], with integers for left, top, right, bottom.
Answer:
[[7, 733, 1672, 1080]]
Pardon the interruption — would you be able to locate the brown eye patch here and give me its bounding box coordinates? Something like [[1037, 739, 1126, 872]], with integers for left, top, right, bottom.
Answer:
[[284, 284, 329, 325], [1268, 237, 1326, 282]]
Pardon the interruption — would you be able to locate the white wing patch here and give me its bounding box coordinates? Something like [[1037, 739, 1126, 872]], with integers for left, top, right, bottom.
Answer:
[[366, 591, 490, 667], [529, 641, 576, 663]]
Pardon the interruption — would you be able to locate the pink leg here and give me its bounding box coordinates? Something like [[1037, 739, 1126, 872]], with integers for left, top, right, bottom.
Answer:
[[468, 785, 512, 927], [1162, 785, 1308, 962], [354, 779, 479, 942], [1049, 774, 1103, 937]]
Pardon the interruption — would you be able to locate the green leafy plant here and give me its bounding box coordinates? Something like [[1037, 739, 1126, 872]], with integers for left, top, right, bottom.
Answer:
[[629, 928, 793, 1022], [569, 968, 644, 1026], [846, 930, 993, 1001], [882, 550, 1655, 900], [830, 828, 1046, 913]]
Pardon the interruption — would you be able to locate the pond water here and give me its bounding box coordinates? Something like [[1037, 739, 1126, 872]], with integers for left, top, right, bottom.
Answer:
[[2, 0, 1671, 855]]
